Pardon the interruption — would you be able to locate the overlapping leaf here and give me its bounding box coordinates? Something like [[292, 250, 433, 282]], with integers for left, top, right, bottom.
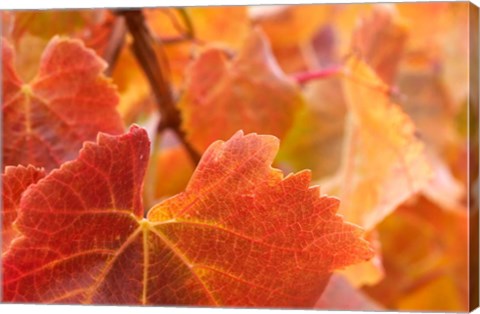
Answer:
[[178, 28, 304, 153], [337, 228, 385, 287], [364, 196, 468, 311], [144, 6, 250, 86], [147, 6, 249, 48], [110, 45, 152, 124], [2, 37, 124, 172], [329, 4, 374, 55], [351, 5, 408, 84], [3, 126, 373, 306], [278, 76, 347, 179], [2, 165, 45, 252], [347, 4, 466, 212], [251, 5, 331, 47], [10, 10, 98, 40], [324, 57, 431, 230], [3, 10, 115, 81], [151, 145, 194, 201], [392, 40, 466, 211], [251, 4, 332, 73], [396, 2, 470, 106]]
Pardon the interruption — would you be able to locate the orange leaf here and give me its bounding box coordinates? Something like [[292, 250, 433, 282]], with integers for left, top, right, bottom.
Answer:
[[178, 28, 303, 152], [144, 7, 250, 86], [186, 6, 250, 48], [252, 5, 332, 47], [251, 5, 333, 73], [364, 196, 468, 311], [324, 57, 431, 230], [351, 4, 408, 84], [146, 7, 249, 49], [2, 165, 45, 252], [2, 37, 124, 172], [393, 55, 465, 210], [396, 2, 470, 106], [152, 145, 194, 200], [3, 126, 373, 306], [394, 63, 460, 156], [111, 45, 151, 124], [339, 230, 385, 287], [329, 3, 374, 55]]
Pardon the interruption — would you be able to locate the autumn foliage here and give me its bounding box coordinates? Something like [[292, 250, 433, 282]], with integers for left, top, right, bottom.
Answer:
[[1, 3, 475, 311]]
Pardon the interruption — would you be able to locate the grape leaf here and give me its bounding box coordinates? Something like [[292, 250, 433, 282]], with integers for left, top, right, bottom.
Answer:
[[178, 28, 304, 153], [151, 145, 194, 201], [144, 7, 250, 87], [111, 45, 152, 124], [251, 5, 332, 73], [364, 196, 468, 311], [396, 2, 470, 106], [252, 5, 331, 48], [422, 152, 465, 211], [322, 4, 373, 56], [323, 57, 431, 230], [147, 6, 249, 49], [10, 10, 94, 40], [395, 61, 461, 156], [5, 34, 48, 82], [3, 126, 373, 306], [339, 254, 385, 287], [185, 6, 250, 48], [393, 55, 465, 211], [2, 165, 45, 253], [351, 4, 408, 84], [2, 37, 124, 172], [349, 4, 465, 213], [4, 10, 115, 82], [278, 75, 347, 180], [142, 135, 195, 210], [338, 229, 385, 287], [78, 10, 118, 58]]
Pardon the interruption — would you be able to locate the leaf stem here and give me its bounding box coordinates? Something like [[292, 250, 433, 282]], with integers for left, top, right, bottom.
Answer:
[[119, 9, 200, 165], [293, 65, 400, 98], [291, 66, 343, 85]]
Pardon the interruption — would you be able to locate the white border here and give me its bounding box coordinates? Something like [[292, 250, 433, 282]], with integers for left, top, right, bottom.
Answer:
[[1, 1, 479, 314], [0, 0, 478, 9]]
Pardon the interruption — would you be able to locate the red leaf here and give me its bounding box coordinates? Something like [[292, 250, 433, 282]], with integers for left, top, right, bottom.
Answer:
[[178, 28, 303, 153], [2, 37, 124, 172], [2, 165, 45, 252], [3, 126, 373, 306]]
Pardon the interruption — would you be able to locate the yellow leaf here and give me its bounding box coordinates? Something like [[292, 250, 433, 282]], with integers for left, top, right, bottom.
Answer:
[[326, 57, 431, 230]]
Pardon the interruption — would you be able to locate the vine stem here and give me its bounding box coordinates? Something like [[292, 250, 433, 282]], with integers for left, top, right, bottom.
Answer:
[[118, 9, 200, 165]]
